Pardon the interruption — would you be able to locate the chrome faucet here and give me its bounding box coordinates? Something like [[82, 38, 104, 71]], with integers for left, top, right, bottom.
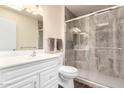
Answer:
[[31, 50, 36, 57]]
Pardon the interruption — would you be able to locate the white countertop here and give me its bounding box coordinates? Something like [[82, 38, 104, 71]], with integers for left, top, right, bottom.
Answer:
[[0, 53, 60, 69]]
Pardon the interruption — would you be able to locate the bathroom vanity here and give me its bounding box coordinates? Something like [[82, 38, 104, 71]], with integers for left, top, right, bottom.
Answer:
[[0, 53, 61, 88]]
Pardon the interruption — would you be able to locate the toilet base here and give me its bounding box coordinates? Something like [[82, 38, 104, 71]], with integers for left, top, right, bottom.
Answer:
[[59, 77, 74, 88]]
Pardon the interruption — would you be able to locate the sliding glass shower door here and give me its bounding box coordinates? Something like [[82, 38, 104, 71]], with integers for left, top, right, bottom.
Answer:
[[65, 6, 124, 87]]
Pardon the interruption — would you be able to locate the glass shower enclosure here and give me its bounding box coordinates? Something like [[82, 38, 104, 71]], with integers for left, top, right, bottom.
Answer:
[[65, 6, 124, 87]]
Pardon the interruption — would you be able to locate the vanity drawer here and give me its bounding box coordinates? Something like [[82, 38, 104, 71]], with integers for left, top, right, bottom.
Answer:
[[0, 58, 59, 83], [3, 74, 39, 88], [43, 80, 58, 88], [40, 66, 58, 88]]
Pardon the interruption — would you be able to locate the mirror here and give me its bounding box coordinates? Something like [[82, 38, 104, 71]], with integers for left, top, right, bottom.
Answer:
[[0, 5, 43, 50]]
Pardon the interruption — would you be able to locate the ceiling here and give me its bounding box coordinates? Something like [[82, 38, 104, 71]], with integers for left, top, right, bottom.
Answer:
[[66, 5, 115, 17], [2, 5, 43, 21]]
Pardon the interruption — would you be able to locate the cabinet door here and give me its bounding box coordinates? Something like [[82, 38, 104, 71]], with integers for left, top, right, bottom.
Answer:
[[5, 75, 39, 88], [40, 66, 58, 88]]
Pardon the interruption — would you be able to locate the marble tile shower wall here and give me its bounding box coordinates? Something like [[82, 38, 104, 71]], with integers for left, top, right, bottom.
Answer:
[[65, 6, 124, 87]]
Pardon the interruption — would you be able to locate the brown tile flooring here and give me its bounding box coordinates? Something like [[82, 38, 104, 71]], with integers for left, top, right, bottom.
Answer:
[[74, 80, 92, 88]]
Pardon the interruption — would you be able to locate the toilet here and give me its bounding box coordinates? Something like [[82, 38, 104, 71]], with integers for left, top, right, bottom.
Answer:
[[59, 66, 78, 88]]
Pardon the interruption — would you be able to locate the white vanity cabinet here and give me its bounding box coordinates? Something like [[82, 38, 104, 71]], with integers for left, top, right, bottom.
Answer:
[[0, 57, 60, 88]]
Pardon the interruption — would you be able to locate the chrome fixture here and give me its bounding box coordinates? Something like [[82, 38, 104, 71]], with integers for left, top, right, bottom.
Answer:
[[71, 27, 81, 34], [31, 50, 36, 57]]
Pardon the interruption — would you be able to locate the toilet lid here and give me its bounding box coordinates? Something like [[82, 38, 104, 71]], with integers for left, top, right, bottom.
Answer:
[[59, 66, 78, 74]]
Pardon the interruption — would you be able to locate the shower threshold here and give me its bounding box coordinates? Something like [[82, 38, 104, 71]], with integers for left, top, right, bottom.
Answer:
[[75, 76, 109, 88]]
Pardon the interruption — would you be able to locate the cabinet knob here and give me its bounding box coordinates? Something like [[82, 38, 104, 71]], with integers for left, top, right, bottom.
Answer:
[[33, 81, 37, 88], [49, 75, 53, 79]]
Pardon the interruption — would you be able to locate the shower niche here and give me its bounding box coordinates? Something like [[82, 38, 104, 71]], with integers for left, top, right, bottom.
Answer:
[[73, 32, 89, 50], [94, 11, 113, 48], [72, 19, 89, 50]]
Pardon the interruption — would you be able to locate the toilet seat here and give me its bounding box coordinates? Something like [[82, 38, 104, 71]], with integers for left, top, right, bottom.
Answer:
[[59, 66, 78, 73], [59, 66, 78, 79]]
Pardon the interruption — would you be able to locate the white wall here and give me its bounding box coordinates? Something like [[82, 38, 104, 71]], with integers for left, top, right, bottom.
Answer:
[[0, 6, 38, 50], [0, 6, 65, 51], [42, 6, 65, 52]]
